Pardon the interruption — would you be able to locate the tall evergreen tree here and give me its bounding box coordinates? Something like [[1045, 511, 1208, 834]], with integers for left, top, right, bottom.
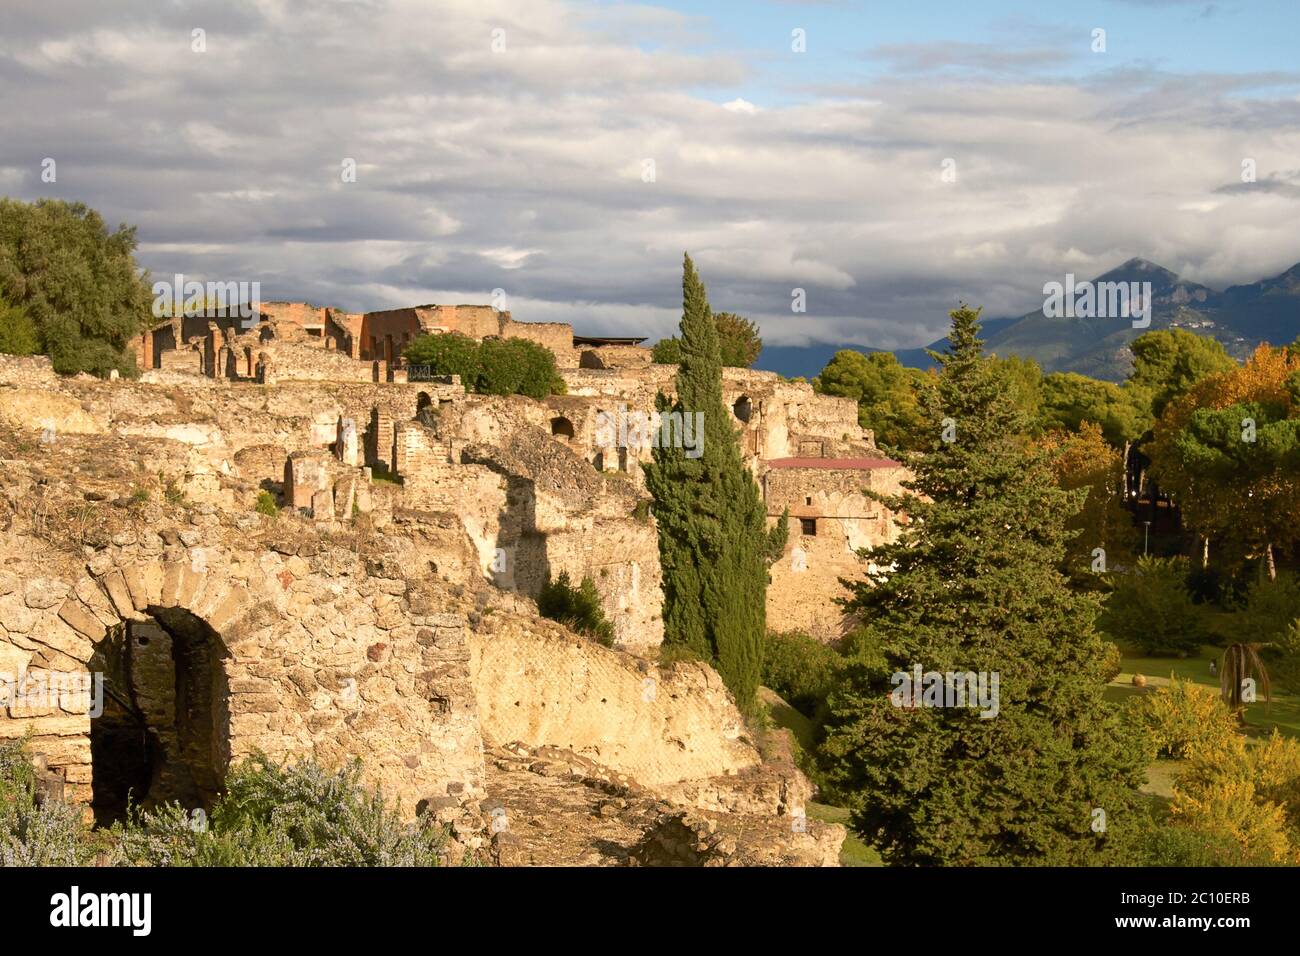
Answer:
[[821, 304, 1148, 865], [644, 254, 775, 707]]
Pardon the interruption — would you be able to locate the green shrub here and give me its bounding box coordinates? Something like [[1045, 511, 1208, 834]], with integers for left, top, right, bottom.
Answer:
[[1123, 677, 1240, 760], [0, 296, 39, 355], [255, 490, 279, 517], [403, 332, 564, 399], [404, 331, 482, 388], [1137, 822, 1282, 866], [0, 739, 97, 866], [163, 477, 186, 505], [762, 631, 842, 719], [1100, 556, 1207, 655], [1239, 571, 1300, 640], [113, 752, 453, 866], [537, 571, 614, 646], [1100, 640, 1123, 682], [477, 337, 565, 400]]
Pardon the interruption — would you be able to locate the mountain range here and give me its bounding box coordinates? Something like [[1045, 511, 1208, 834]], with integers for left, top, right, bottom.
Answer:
[[755, 258, 1300, 382]]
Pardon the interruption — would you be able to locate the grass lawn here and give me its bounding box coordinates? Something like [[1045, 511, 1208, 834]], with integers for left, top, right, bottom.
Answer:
[[807, 802, 883, 866], [1105, 643, 1300, 740], [1106, 642, 1300, 801]]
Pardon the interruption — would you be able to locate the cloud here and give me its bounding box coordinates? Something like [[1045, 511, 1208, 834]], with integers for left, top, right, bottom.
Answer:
[[0, 0, 1298, 352]]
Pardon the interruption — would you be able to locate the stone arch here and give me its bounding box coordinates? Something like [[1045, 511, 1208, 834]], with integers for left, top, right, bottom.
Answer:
[[550, 415, 575, 440], [52, 561, 255, 823]]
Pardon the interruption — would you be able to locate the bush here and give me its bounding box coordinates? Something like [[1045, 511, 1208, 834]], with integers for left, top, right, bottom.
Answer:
[[403, 331, 481, 387], [1239, 571, 1300, 641], [0, 739, 97, 866], [404, 332, 564, 399], [651, 337, 682, 365], [1169, 775, 1296, 865], [255, 490, 279, 517], [114, 752, 454, 866], [1247, 731, 1300, 831], [762, 631, 842, 719], [1100, 556, 1207, 655], [1124, 677, 1241, 760], [0, 296, 39, 355], [1100, 640, 1123, 683], [477, 337, 564, 400], [1138, 822, 1283, 866], [537, 572, 614, 646], [1161, 728, 1300, 865]]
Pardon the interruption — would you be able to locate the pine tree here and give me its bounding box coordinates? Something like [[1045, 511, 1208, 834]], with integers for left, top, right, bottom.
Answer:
[[644, 254, 775, 707], [820, 304, 1149, 865]]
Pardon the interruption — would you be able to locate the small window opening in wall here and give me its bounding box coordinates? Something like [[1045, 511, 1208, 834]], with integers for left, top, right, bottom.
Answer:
[[551, 416, 575, 439], [733, 395, 753, 423], [800, 517, 817, 536], [805, 496, 812, 506]]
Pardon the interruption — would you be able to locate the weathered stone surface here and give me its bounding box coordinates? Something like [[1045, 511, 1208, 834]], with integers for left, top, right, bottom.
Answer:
[[100, 569, 139, 620], [56, 600, 106, 643], [23, 578, 68, 610], [0, 361, 876, 859]]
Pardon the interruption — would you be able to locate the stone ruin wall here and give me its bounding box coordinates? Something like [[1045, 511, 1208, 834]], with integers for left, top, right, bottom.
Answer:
[[0, 516, 485, 817], [764, 463, 909, 642], [499, 317, 578, 368], [0, 348, 905, 650], [0, 339, 907, 872], [469, 609, 760, 788]]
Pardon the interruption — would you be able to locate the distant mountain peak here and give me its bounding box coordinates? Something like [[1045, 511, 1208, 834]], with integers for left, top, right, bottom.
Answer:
[[1095, 257, 1180, 283]]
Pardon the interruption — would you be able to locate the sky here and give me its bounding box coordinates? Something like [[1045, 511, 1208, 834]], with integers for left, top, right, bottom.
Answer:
[[2, 0, 1299, 350]]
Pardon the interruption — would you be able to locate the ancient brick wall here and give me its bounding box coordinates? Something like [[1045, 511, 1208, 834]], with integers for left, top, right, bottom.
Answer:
[[499, 317, 577, 367], [763, 462, 908, 641]]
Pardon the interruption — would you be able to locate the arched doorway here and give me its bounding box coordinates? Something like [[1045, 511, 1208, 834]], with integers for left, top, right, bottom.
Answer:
[[550, 416, 575, 439], [89, 606, 231, 824]]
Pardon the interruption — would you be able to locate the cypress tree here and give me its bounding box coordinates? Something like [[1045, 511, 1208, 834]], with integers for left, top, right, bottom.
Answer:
[[820, 304, 1149, 865], [644, 254, 774, 707]]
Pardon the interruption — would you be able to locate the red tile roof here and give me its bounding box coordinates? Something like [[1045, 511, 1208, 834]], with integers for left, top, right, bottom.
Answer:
[[765, 456, 900, 470]]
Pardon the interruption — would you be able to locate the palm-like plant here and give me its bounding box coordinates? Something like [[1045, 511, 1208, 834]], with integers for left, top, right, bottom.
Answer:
[[1220, 642, 1271, 716]]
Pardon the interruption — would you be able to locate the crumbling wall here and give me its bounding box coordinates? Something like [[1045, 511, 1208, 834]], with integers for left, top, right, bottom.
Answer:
[[0, 491, 486, 817], [253, 340, 378, 383], [763, 463, 907, 641], [499, 318, 577, 367], [469, 611, 759, 788], [0, 354, 58, 387]]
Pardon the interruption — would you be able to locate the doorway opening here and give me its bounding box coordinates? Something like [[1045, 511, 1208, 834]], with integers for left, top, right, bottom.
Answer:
[[89, 607, 231, 825]]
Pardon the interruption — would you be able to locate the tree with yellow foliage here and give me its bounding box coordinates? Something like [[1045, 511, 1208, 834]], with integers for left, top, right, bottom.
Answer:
[[1038, 422, 1139, 577], [1170, 727, 1300, 865]]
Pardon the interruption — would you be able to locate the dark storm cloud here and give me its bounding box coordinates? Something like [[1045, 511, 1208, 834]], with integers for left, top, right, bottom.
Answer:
[[2, 0, 1300, 350]]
